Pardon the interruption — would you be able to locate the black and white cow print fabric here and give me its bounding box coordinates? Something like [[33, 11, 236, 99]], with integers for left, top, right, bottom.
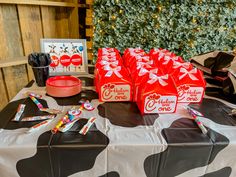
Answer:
[[0, 77, 236, 177]]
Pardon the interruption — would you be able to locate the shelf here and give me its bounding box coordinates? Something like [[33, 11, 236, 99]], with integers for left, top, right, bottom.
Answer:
[[0, 57, 27, 68], [0, 0, 77, 7]]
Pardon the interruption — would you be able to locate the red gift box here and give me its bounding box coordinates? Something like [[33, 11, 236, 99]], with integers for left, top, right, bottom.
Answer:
[[159, 55, 184, 73], [123, 49, 146, 67], [123, 48, 145, 60], [98, 48, 119, 56], [137, 73, 178, 114], [97, 65, 132, 102], [172, 68, 206, 103], [169, 61, 193, 75], [133, 68, 160, 102]]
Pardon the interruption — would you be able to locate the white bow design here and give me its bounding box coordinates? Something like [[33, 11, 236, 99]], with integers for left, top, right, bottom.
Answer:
[[102, 56, 117, 61], [140, 56, 150, 62], [152, 48, 161, 55], [100, 60, 118, 66], [162, 55, 181, 65], [104, 65, 123, 78], [173, 62, 191, 69], [179, 68, 198, 80], [138, 68, 158, 76], [136, 60, 153, 69], [102, 48, 114, 53], [147, 73, 169, 86], [157, 52, 165, 61], [138, 68, 149, 76]]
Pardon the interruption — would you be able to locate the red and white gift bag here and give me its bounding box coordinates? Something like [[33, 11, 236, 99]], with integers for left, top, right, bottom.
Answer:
[[172, 67, 206, 103], [95, 47, 206, 113], [136, 73, 178, 114], [95, 48, 132, 102]]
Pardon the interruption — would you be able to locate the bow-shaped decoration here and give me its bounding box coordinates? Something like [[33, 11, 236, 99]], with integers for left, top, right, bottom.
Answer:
[[138, 68, 158, 76], [179, 68, 198, 80], [157, 52, 166, 61], [102, 48, 114, 53], [102, 56, 117, 61], [100, 60, 119, 66], [138, 68, 149, 76], [136, 60, 153, 70], [173, 62, 191, 69], [103, 65, 123, 78], [147, 73, 169, 86], [151, 48, 161, 55], [137, 56, 150, 62], [162, 55, 181, 65]]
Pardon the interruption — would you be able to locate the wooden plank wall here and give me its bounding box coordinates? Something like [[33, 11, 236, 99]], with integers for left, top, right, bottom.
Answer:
[[0, 0, 80, 110], [85, 0, 94, 63]]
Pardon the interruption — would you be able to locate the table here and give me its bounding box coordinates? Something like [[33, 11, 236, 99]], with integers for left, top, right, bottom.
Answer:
[[0, 76, 236, 177]]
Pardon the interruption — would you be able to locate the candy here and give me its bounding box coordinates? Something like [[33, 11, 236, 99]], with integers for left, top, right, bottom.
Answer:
[[79, 117, 96, 135], [29, 95, 43, 109], [58, 118, 80, 132], [27, 92, 42, 99], [78, 98, 86, 104], [82, 101, 95, 111], [21, 115, 55, 121], [51, 114, 69, 134], [12, 104, 26, 121], [40, 108, 62, 114], [27, 119, 52, 133]]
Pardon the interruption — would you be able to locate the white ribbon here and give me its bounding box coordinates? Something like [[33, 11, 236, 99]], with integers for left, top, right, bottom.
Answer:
[[147, 73, 169, 86], [162, 55, 182, 65], [102, 48, 114, 53], [101, 56, 117, 61], [140, 56, 150, 62], [100, 60, 119, 66], [152, 48, 161, 55], [136, 60, 153, 69], [179, 68, 198, 80], [173, 62, 191, 69], [138, 68, 149, 76], [157, 52, 166, 61], [138, 68, 158, 76], [162, 55, 173, 64], [104, 65, 123, 78]]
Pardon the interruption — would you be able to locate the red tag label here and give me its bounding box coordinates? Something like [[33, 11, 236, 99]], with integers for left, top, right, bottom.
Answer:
[[71, 54, 82, 66], [101, 84, 131, 101], [60, 55, 71, 66]]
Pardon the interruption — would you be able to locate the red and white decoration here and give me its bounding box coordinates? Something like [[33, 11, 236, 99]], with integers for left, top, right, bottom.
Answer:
[[95, 48, 132, 102], [95, 48, 206, 114]]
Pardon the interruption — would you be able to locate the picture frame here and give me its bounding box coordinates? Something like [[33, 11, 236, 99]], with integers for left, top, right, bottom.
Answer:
[[40, 38, 88, 75]]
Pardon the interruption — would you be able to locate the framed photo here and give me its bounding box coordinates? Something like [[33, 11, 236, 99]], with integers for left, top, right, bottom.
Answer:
[[40, 39, 88, 75]]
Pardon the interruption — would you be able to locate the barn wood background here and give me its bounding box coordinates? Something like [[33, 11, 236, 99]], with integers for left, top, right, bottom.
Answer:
[[0, 0, 94, 110]]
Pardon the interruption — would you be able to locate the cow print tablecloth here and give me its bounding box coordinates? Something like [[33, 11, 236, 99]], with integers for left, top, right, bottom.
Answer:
[[0, 77, 236, 177]]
